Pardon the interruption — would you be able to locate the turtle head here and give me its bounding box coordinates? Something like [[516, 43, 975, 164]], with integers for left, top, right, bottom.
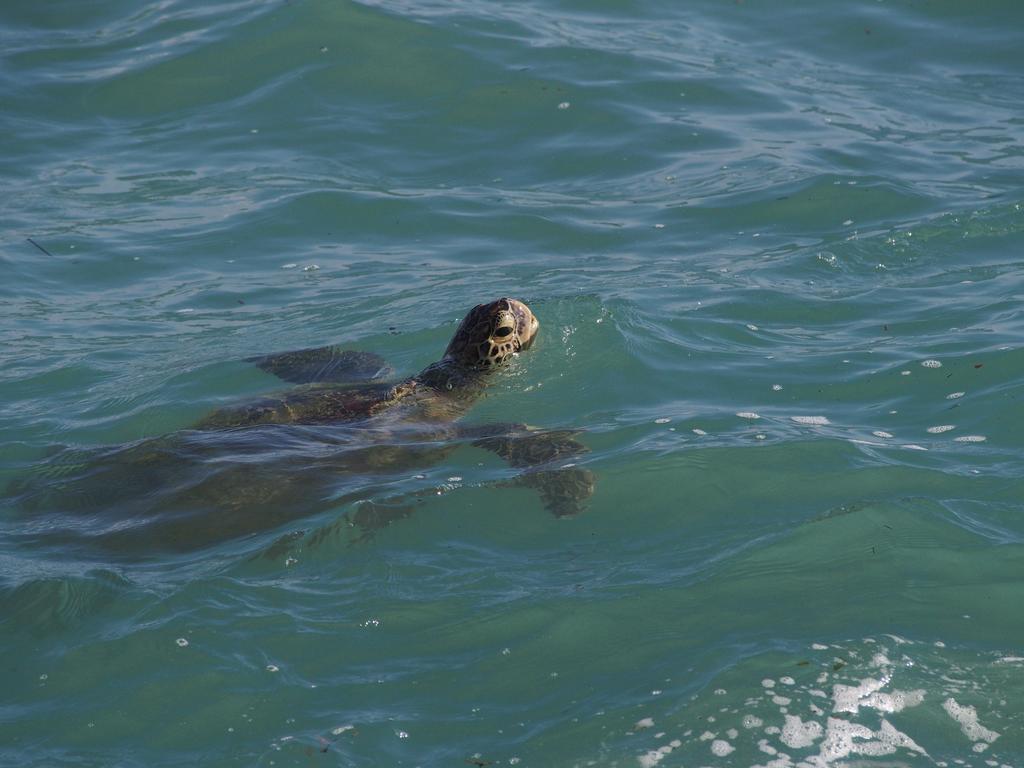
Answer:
[[444, 298, 539, 369]]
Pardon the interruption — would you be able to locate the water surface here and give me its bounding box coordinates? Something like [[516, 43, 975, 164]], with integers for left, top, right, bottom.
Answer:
[[2, 0, 1024, 765]]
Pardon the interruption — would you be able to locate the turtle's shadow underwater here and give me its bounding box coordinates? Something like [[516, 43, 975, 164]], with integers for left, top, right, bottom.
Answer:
[[6, 299, 595, 557]]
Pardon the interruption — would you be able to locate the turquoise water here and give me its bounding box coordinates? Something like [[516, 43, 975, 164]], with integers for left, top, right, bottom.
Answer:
[[3, 0, 1024, 765]]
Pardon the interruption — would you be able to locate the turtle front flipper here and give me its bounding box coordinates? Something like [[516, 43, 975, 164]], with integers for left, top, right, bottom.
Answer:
[[509, 467, 596, 518], [466, 425, 596, 517], [247, 347, 394, 385]]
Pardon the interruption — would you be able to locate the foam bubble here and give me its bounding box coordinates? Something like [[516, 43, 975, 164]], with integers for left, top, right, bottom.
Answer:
[[692, 428, 707, 436], [781, 714, 822, 749], [654, 418, 670, 424], [637, 748, 666, 767], [954, 435, 987, 443], [946, 391, 965, 399], [872, 431, 893, 439], [792, 415, 830, 425], [710, 739, 735, 756], [943, 698, 1000, 743], [737, 412, 761, 420], [927, 425, 955, 434], [742, 714, 763, 729], [772, 384, 783, 391]]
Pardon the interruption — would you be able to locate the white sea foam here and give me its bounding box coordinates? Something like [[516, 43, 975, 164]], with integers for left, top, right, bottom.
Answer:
[[943, 698, 1000, 743], [791, 415, 830, 425], [630, 638, 1012, 767], [710, 739, 735, 756], [780, 714, 822, 749]]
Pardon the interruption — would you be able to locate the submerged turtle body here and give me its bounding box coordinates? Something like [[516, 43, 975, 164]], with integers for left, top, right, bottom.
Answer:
[[9, 298, 593, 554]]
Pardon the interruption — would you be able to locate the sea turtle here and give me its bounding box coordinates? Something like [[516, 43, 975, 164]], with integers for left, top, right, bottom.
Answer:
[[8, 298, 594, 554]]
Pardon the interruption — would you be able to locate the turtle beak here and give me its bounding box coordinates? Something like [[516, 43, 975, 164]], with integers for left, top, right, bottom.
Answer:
[[507, 299, 539, 350]]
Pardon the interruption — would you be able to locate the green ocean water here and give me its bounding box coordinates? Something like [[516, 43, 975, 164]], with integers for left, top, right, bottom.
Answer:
[[2, 0, 1024, 765]]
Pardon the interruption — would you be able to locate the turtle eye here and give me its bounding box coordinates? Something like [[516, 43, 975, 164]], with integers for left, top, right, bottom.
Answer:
[[494, 326, 512, 338]]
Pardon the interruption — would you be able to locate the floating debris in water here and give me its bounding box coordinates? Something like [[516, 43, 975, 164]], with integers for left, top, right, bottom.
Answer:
[[921, 359, 942, 368]]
